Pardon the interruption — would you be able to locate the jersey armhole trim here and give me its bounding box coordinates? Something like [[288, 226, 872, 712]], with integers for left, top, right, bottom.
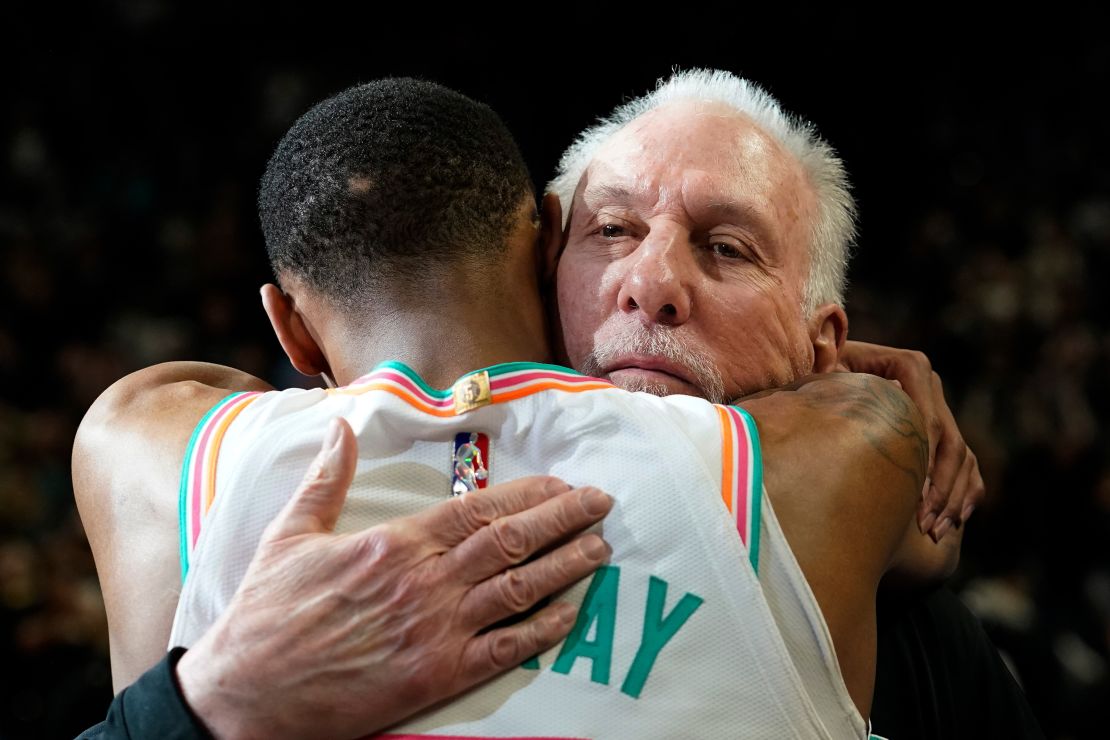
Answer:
[[177, 391, 261, 582], [715, 405, 764, 573]]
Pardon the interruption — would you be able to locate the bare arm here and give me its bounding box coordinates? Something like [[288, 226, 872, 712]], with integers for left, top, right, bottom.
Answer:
[[73, 362, 273, 690], [736, 373, 928, 718], [738, 371, 963, 584]]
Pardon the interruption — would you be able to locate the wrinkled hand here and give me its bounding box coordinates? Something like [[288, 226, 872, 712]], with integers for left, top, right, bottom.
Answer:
[[177, 418, 612, 740], [839, 341, 985, 541]]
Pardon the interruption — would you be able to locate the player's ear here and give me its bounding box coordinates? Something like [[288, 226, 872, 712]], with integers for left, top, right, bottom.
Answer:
[[260, 283, 332, 380], [538, 192, 565, 285], [808, 303, 848, 374]]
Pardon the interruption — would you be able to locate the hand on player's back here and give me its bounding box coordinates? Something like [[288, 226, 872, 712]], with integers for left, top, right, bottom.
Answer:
[[177, 418, 613, 740]]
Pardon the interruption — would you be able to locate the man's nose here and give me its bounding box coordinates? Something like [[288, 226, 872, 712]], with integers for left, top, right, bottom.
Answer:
[[616, 229, 693, 327]]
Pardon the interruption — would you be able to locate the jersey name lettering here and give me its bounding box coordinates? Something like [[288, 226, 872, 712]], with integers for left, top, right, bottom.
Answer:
[[529, 566, 704, 699]]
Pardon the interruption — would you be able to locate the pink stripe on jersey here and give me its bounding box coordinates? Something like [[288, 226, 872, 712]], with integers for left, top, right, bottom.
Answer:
[[189, 398, 242, 548], [188, 392, 261, 551], [727, 405, 750, 548], [354, 369, 453, 408], [490, 370, 601, 390]]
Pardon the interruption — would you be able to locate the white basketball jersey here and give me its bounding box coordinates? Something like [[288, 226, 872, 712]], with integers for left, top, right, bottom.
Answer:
[[170, 361, 867, 739]]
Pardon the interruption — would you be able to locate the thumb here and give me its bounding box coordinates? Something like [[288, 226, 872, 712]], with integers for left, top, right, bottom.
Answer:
[[265, 418, 358, 541]]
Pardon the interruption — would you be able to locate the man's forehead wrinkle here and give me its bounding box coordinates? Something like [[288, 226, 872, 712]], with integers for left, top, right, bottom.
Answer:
[[581, 166, 776, 242], [701, 197, 773, 232], [579, 105, 805, 252], [581, 173, 664, 213], [582, 182, 637, 205]]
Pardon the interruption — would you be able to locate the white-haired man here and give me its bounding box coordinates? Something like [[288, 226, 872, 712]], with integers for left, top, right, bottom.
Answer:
[[543, 69, 1036, 739]]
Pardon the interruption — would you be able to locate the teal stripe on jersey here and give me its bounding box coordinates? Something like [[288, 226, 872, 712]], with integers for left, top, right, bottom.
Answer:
[[470, 360, 587, 378], [370, 359, 588, 397], [178, 393, 239, 583], [374, 361, 452, 398]]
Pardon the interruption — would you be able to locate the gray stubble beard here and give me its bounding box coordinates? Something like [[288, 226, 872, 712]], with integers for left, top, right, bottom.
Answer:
[[578, 322, 728, 404]]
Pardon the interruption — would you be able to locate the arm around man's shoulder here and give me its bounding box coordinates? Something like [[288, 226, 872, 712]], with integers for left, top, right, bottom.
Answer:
[[752, 372, 962, 586], [737, 372, 928, 543], [736, 372, 930, 717], [73, 362, 274, 691]]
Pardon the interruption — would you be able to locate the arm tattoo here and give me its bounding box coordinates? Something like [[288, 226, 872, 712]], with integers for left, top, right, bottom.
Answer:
[[741, 375, 929, 485]]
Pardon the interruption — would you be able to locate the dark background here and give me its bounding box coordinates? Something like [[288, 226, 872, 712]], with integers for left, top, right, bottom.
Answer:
[[2, 4, 1108, 737]]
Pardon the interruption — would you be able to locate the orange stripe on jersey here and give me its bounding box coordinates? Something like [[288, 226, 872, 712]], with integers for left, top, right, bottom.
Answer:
[[494, 380, 613, 404], [202, 394, 260, 513], [340, 381, 456, 417], [717, 405, 734, 514], [328, 367, 613, 415], [715, 404, 761, 572]]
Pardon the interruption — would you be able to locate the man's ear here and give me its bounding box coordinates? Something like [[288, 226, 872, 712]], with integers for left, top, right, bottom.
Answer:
[[538, 192, 565, 285], [260, 283, 332, 380], [808, 303, 849, 374]]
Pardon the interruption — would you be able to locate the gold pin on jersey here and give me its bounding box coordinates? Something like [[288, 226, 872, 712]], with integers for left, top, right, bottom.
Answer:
[[452, 370, 491, 414]]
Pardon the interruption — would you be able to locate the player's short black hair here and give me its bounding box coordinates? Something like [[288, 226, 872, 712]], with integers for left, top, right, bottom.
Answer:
[[259, 78, 533, 307]]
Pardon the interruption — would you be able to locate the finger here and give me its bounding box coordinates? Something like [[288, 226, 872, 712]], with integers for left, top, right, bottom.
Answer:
[[441, 486, 613, 584], [962, 453, 986, 522], [457, 600, 578, 687], [883, 355, 936, 472], [932, 449, 976, 541], [918, 478, 939, 535], [414, 476, 572, 547], [459, 533, 611, 629], [923, 374, 964, 500], [920, 449, 961, 535], [265, 418, 358, 540]]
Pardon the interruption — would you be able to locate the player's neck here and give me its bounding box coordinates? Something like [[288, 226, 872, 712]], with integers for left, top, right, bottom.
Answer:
[[335, 292, 553, 390]]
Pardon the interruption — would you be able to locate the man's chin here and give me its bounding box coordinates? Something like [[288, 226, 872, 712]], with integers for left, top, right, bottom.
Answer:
[[606, 368, 706, 399]]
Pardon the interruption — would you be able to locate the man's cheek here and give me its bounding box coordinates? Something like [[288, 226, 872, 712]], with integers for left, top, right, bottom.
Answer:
[[559, 271, 605, 326], [555, 291, 589, 364]]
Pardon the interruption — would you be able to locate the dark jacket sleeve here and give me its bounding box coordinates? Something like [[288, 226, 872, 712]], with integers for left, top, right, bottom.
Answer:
[[75, 648, 210, 740], [870, 586, 1045, 740]]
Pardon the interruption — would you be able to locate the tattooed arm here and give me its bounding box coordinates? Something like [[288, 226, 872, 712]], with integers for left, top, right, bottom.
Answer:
[[735, 372, 930, 719], [735, 373, 960, 582]]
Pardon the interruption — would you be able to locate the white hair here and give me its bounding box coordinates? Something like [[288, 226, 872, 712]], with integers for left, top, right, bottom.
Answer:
[[546, 69, 857, 312]]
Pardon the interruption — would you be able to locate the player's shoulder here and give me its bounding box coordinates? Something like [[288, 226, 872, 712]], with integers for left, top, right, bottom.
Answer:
[[604, 386, 721, 419], [74, 362, 275, 497], [796, 372, 928, 502], [738, 372, 928, 564], [740, 372, 926, 479], [590, 387, 728, 444], [93, 360, 273, 414], [71, 364, 272, 597]]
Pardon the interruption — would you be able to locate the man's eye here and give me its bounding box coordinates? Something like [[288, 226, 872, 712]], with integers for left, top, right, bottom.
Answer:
[[600, 224, 625, 238], [710, 242, 743, 259]]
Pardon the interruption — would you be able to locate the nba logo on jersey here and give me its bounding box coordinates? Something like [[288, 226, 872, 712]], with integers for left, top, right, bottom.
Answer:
[[451, 432, 490, 496]]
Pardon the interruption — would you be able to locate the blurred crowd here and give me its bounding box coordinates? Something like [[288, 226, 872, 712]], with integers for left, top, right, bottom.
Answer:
[[851, 191, 1110, 737], [2, 8, 1108, 738]]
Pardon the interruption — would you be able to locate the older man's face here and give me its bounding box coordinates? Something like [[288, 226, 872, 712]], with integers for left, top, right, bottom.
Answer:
[[554, 101, 820, 402]]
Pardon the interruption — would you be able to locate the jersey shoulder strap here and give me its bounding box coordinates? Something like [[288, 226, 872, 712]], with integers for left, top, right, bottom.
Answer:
[[177, 391, 262, 581], [713, 404, 764, 572]]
